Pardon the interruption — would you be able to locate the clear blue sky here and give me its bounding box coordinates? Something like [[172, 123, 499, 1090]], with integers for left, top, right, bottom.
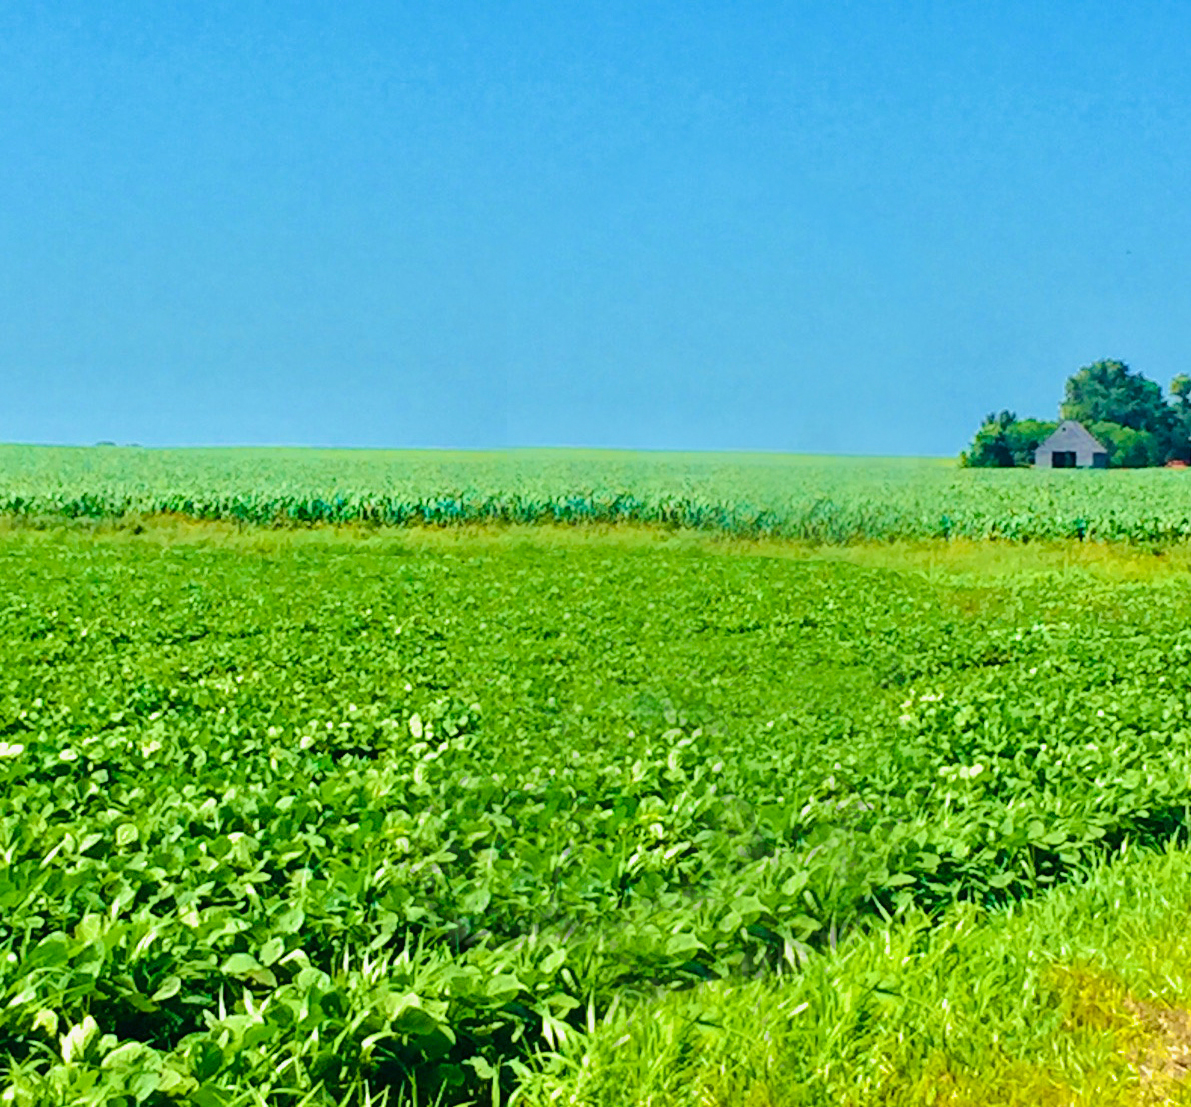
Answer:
[[4, 2, 1190, 454]]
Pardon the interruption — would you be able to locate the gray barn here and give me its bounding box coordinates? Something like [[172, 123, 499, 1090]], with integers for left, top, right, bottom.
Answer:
[[1034, 421, 1108, 468]]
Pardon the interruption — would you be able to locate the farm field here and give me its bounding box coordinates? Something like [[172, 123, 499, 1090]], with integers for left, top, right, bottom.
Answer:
[[5, 521, 1191, 1104], [6, 444, 1191, 542]]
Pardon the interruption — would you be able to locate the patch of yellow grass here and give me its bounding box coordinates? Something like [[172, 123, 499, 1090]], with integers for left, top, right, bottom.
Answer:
[[3, 514, 1191, 583]]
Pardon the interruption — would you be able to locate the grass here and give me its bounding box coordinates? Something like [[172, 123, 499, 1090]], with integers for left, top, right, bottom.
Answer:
[[519, 841, 1191, 1106], [6, 512, 1191, 582]]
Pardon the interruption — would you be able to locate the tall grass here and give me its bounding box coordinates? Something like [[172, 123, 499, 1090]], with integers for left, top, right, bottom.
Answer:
[[519, 841, 1191, 1106]]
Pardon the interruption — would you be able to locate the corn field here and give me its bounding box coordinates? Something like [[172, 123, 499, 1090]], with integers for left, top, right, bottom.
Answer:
[[4, 445, 1191, 542]]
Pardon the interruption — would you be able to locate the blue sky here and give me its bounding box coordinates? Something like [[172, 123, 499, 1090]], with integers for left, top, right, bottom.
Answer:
[[4, 2, 1190, 455]]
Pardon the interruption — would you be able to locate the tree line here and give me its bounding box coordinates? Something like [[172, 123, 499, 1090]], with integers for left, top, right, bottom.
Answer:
[[962, 359, 1191, 468]]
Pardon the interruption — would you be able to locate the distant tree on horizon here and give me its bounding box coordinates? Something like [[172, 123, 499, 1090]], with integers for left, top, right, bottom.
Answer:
[[962, 359, 1189, 467], [1061, 359, 1172, 436], [961, 412, 1056, 468], [1087, 421, 1163, 468], [1169, 374, 1191, 462]]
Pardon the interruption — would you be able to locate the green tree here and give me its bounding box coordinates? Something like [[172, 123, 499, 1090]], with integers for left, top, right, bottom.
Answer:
[[1004, 418, 1057, 467], [960, 411, 1016, 468], [1168, 375, 1191, 462], [961, 413, 1057, 468], [1061, 359, 1173, 435], [1088, 421, 1163, 468]]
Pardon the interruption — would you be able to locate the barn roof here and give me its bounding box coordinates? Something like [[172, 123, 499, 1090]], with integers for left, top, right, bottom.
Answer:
[[1037, 420, 1107, 453]]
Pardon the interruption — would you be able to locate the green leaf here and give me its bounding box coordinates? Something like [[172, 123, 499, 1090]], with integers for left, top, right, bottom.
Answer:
[[151, 975, 182, 1001], [221, 953, 261, 976], [115, 822, 139, 847]]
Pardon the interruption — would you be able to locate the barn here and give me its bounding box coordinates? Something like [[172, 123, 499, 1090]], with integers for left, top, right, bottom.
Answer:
[[1034, 421, 1108, 469]]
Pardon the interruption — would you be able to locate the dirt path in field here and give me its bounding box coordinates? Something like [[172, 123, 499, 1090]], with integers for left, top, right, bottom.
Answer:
[[1129, 999, 1191, 1099]]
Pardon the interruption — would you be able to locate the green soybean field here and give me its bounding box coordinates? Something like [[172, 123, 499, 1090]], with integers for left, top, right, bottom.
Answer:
[[5, 506, 1191, 1105]]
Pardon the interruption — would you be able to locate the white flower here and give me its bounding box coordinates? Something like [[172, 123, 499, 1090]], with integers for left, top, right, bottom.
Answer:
[[59, 749, 79, 762], [409, 714, 424, 739], [0, 742, 24, 758]]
